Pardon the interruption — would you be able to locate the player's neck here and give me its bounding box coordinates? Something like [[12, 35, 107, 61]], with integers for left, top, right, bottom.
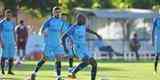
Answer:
[[52, 16, 59, 19]]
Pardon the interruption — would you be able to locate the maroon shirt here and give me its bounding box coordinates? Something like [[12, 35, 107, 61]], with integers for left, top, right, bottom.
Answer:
[[16, 25, 28, 41]]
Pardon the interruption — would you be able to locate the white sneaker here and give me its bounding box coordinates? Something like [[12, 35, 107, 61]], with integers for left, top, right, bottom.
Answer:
[[56, 75, 62, 80]]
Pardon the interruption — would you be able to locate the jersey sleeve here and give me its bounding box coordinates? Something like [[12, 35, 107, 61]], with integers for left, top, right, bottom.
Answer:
[[39, 17, 51, 33], [60, 21, 70, 33], [66, 25, 75, 36]]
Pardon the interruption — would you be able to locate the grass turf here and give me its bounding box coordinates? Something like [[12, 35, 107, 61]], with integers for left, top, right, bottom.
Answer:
[[0, 60, 160, 80]]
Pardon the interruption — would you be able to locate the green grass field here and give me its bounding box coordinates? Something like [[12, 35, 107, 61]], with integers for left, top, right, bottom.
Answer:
[[0, 60, 160, 80]]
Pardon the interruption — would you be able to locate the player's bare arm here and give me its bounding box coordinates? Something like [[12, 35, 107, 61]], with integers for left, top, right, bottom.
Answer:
[[86, 28, 102, 40]]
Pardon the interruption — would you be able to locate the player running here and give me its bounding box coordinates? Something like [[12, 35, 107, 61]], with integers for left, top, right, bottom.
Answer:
[[0, 9, 16, 75], [153, 16, 160, 72], [62, 14, 102, 80], [30, 7, 68, 80]]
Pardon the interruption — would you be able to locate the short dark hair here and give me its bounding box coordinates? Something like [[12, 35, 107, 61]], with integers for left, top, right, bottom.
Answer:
[[53, 7, 60, 11], [20, 20, 24, 24], [76, 14, 86, 20]]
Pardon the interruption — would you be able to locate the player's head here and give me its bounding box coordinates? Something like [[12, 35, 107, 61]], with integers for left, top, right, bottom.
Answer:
[[5, 9, 12, 20], [20, 20, 24, 24], [76, 14, 86, 25], [61, 13, 68, 21], [52, 7, 61, 18], [133, 33, 138, 38]]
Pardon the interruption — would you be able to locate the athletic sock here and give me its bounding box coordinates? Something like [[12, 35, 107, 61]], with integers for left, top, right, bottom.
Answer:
[[33, 59, 46, 74], [72, 62, 88, 74], [154, 54, 159, 72], [69, 57, 73, 68], [8, 58, 14, 73], [55, 61, 61, 76], [1, 57, 5, 74]]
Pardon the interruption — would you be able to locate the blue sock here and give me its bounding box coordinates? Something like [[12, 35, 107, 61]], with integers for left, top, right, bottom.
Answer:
[[90, 58, 97, 80], [34, 59, 46, 73], [72, 62, 88, 74]]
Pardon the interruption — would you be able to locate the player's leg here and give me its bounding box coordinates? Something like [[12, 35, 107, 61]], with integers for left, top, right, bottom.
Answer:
[[16, 47, 21, 64], [1, 57, 6, 75], [69, 57, 73, 68], [69, 58, 89, 78], [31, 57, 47, 80], [1, 47, 8, 75], [154, 53, 159, 72], [69, 48, 75, 68], [21, 48, 26, 61], [8, 45, 16, 75], [33, 58, 46, 73], [21, 42, 26, 61], [135, 50, 139, 60], [31, 46, 51, 80], [55, 49, 66, 80], [8, 58, 14, 75], [55, 58, 62, 80], [89, 58, 97, 80], [68, 48, 75, 73]]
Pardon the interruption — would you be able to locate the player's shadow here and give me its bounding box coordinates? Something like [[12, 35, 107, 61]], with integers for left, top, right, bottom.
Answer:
[[98, 67, 125, 71], [12, 63, 125, 72]]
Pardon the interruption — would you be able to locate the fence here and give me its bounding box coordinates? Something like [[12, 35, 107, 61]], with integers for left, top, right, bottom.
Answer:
[[88, 39, 155, 60]]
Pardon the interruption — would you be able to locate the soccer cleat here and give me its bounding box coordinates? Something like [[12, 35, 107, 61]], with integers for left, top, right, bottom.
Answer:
[[68, 66, 76, 73], [67, 74, 77, 80], [1, 70, 5, 75], [154, 68, 157, 73], [31, 73, 36, 80], [56, 76, 62, 80], [25, 76, 31, 80], [8, 71, 15, 75], [68, 68, 73, 73]]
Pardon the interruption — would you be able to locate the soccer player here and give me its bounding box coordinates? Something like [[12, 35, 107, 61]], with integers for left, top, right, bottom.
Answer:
[[153, 16, 160, 72], [0, 9, 16, 75], [62, 14, 102, 80], [129, 33, 141, 61], [30, 7, 68, 80], [61, 13, 75, 71], [15, 20, 28, 64]]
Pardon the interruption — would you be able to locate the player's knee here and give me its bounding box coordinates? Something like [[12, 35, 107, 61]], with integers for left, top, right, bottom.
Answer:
[[82, 58, 90, 64]]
